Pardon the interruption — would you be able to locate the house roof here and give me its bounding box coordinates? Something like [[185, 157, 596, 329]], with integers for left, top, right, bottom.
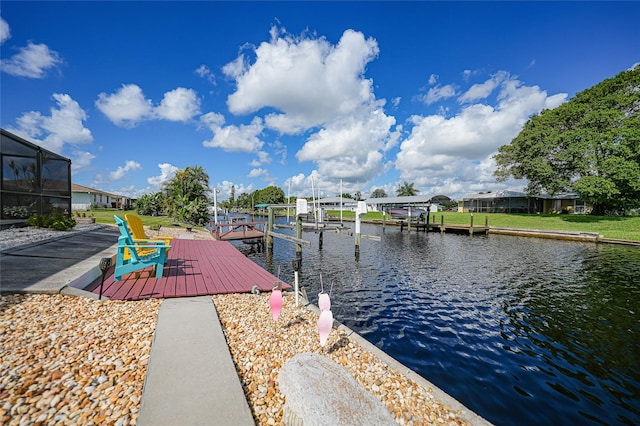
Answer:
[[316, 197, 357, 205], [462, 190, 526, 200], [71, 183, 124, 198]]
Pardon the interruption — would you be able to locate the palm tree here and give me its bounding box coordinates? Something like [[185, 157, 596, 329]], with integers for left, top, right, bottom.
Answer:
[[396, 181, 419, 196], [163, 166, 211, 225]]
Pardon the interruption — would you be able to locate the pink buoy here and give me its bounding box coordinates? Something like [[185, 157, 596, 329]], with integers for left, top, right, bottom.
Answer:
[[269, 287, 283, 321], [318, 292, 331, 311], [318, 309, 333, 346]]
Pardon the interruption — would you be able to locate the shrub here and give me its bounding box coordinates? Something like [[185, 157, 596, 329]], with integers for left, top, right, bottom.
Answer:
[[27, 214, 76, 231]]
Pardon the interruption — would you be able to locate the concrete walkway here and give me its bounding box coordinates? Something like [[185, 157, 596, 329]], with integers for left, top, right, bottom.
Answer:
[[137, 297, 254, 425], [0, 228, 255, 425]]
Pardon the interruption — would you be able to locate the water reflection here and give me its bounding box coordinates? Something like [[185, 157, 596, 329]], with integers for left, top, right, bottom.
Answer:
[[240, 218, 640, 425]]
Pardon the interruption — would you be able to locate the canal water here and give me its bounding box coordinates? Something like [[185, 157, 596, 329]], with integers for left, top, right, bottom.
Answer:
[[237, 217, 639, 425]]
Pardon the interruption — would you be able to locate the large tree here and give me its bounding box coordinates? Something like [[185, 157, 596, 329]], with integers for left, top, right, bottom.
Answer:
[[370, 188, 388, 198], [163, 165, 211, 225], [494, 66, 640, 214], [396, 181, 419, 196], [251, 185, 285, 206]]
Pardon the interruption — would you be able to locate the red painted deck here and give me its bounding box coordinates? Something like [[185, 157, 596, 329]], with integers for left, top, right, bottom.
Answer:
[[85, 239, 290, 301]]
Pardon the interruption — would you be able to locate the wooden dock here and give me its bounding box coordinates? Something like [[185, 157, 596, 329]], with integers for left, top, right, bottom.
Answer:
[[398, 214, 490, 235], [86, 239, 289, 301], [212, 220, 266, 243], [428, 223, 489, 235]]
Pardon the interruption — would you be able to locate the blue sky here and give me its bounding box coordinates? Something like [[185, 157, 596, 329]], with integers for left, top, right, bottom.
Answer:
[[1, 1, 638, 201]]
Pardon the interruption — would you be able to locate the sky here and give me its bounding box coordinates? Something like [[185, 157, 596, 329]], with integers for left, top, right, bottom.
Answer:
[[1, 1, 639, 202]]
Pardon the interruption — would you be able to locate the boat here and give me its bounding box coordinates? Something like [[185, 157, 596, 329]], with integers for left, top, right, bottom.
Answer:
[[388, 207, 428, 219]]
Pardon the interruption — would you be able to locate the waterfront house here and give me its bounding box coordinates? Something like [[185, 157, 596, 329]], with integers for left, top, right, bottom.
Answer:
[[72, 184, 132, 211], [459, 191, 586, 214]]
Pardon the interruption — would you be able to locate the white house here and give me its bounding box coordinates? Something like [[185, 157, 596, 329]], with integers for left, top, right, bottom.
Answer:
[[71, 184, 131, 210]]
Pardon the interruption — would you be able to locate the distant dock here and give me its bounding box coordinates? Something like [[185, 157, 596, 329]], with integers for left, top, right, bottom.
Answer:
[[397, 214, 489, 235]]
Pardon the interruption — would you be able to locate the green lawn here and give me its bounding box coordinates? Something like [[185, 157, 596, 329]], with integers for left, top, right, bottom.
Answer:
[[327, 210, 640, 241], [77, 209, 208, 231]]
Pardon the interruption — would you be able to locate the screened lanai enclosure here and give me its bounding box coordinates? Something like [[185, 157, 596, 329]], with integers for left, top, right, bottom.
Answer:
[[461, 190, 586, 214], [461, 191, 537, 213], [1, 129, 72, 227]]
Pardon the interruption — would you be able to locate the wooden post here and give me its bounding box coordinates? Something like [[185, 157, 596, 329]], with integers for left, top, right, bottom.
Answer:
[[440, 215, 444, 234], [267, 207, 274, 253], [485, 215, 489, 227], [470, 213, 474, 236], [382, 210, 386, 229], [319, 230, 323, 250], [355, 201, 366, 258], [407, 206, 412, 232]]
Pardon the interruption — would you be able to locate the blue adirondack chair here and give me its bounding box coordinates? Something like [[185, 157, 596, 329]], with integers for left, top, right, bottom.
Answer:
[[113, 215, 171, 281]]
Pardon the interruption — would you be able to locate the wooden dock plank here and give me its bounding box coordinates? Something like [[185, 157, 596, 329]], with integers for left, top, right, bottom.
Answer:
[[85, 239, 289, 301]]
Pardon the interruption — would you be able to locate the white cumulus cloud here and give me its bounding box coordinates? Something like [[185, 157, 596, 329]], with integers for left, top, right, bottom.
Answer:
[[422, 84, 458, 105], [8, 93, 92, 153], [96, 84, 200, 127], [109, 160, 142, 181], [224, 27, 380, 134], [201, 114, 264, 153], [70, 150, 96, 174], [95, 84, 153, 127], [0, 17, 10, 44], [147, 163, 179, 188], [155, 87, 200, 122], [1, 41, 62, 78]]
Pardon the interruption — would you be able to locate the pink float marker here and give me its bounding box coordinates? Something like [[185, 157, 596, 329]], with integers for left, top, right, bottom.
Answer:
[[318, 292, 331, 312], [318, 309, 333, 346], [269, 282, 283, 321]]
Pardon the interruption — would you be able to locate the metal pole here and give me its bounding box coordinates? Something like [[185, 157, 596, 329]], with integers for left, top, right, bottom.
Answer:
[[296, 214, 303, 264], [213, 189, 219, 226], [340, 179, 343, 224], [355, 212, 361, 257], [292, 258, 301, 307]]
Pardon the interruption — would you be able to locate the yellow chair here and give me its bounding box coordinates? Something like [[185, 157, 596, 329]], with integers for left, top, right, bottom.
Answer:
[[114, 215, 170, 281], [124, 214, 173, 259]]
